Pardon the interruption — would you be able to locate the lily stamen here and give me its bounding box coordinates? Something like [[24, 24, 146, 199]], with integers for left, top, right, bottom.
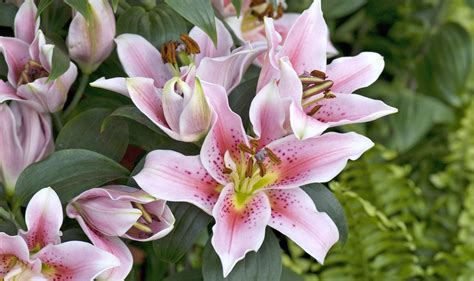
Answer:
[[223, 167, 233, 174], [264, 148, 281, 165], [133, 203, 153, 224], [17, 60, 49, 86], [133, 222, 153, 233], [311, 70, 327, 79], [308, 104, 323, 116], [245, 158, 254, 178], [302, 80, 334, 99], [238, 143, 255, 155], [257, 160, 267, 177], [180, 34, 201, 55]]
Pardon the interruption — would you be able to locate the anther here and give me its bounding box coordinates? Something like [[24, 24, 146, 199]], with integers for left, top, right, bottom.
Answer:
[[133, 203, 153, 224], [311, 70, 327, 79], [238, 143, 255, 155], [307, 104, 322, 116], [250, 139, 260, 149], [180, 34, 200, 55], [257, 161, 267, 177], [324, 91, 336, 99], [223, 167, 233, 174], [161, 41, 178, 65], [17, 60, 49, 86], [300, 76, 325, 85], [264, 148, 281, 165], [250, 0, 265, 7], [302, 80, 334, 99], [276, 4, 284, 19], [133, 222, 153, 233], [245, 158, 254, 178]]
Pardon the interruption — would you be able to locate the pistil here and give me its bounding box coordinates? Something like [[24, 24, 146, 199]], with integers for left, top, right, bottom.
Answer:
[[133, 202, 153, 224], [133, 222, 153, 233]]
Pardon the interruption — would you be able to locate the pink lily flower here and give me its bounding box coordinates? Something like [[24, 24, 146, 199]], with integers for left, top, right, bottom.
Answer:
[[0, 0, 78, 113], [134, 84, 374, 276], [90, 19, 263, 142], [66, 185, 174, 280], [67, 0, 116, 74], [255, 0, 397, 140], [0, 102, 54, 197], [0, 187, 120, 280]]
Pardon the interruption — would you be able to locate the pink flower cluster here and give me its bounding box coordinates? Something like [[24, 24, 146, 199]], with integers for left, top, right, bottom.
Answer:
[[0, 0, 397, 279]]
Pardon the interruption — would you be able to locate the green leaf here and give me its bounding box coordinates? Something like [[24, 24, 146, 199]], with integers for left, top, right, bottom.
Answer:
[[56, 108, 129, 162], [64, 0, 91, 22], [165, 0, 217, 45], [280, 267, 304, 281], [231, 0, 241, 16], [321, 0, 367, 19], [165, 269, 203, 281], [40, 0, 71, 33], [202, 229, 282, 281], [105, 106, 165, 136], [111, 0, 119, 12], [37, 0, 55, 17], [116, 4, 188, 49], [48, 46, 70, 81], [302, 184, 349, 244], [0, 3, 17, 27], [416, 23, 472, 106], [14, 149, 130, 208], [154, 203, 212, 263], [228, 77, 258, 129]]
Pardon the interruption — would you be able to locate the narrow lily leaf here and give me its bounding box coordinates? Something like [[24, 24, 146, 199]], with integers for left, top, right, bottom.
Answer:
[[116, 5, 187, 49], [37, 0, 55, 17], [111, 0, 119, 12], [154, 203, 212, 263], [14, 149, 130, 208], [56, 108, 129, 162], [0, 3, 17, 27], [48, 46, 70, 81], [202, 229, 282, 281], [231, 0, 241, 16], [302, 183, 349, 244], [64, 0, 91, 22], [105, 105, 165, 136], [165, 0, 217, 46]]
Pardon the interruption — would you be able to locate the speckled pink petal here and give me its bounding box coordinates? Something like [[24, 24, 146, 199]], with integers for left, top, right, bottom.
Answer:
[[73, 216, 132, 281], [134, 150, 220, 215], [267, 188, 338, 264], [327, 52, 384, 94], [34, 241, 120, 281], [211, 184, 271, 277], [0, 37, 30, 87], [14, 0, 38, 44], [266, 132, 374, 188], [19, 187, 63, 250], [190, 18, 233, 65], [90, 77, 130, 97], [0, 233, 35, 276], [281, 0, 327, 74], [309, 93, 398, 128], [289, 101, 329, 140], [249, 80, 287, 147], [201, 82, 248, 184], [115, 34, 172, 88]]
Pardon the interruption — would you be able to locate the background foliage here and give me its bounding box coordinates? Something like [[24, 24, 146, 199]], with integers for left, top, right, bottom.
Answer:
[[0, 0, 473, 280]]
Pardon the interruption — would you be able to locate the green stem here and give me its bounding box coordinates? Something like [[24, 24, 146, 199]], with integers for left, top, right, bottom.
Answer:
[[63, 73, 90, 119], [52, 112, 63, 131], [0, 207, 22, 230]]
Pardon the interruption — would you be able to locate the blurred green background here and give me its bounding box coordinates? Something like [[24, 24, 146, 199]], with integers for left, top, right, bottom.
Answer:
[[282, 0, 474, 280]]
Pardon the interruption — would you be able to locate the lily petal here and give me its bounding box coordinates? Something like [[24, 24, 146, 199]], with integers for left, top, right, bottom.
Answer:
[[281, 0, 327, 74], [249, 80, 287, 147], [191, 18, 233, 65], [73, 216, 132, 281], [197, 43, 265, 92], [201, 82, 248, 184], [34, 241, 120, 280], [211, 184, 271, 277], [0, 233, 34, 275], [14, 0, 38, 44], [162, 77, 186, 133], [90, 77, 130, 97], [0, 81, 19, 103], [19, 187, 62, 250], [289, 102, 329, 140], [267, 132, 374, 188], [256, 17, 283, 91], [267, 188, 338, 263], [126, 77, 180, 140], [0, 37, 30, 87], [134, 150, 220, 215], [115, 34, 172, 88], [327, 52, 385, 94], [309, 93, 398, 127]]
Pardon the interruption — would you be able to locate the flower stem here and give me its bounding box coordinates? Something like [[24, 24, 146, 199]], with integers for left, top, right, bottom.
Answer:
[[63, 73, 90, 119]]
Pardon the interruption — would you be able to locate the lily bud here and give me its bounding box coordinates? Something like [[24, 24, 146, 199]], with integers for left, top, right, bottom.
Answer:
[[0, 102, 54, 197], [67, 0, 116, 74], [162, 76, 213, 142], [66, 186, 175, 242]]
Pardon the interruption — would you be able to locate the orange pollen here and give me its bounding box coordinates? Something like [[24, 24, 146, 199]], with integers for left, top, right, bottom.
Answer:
[[17, 60, 49, 86], [257, 160, 267, 177], [238, 143, 255, 155], [180, 34, 201, 55], [161, 41, 178, 65], [245, 158, 254, 178], [264, 147, 281, 165]]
